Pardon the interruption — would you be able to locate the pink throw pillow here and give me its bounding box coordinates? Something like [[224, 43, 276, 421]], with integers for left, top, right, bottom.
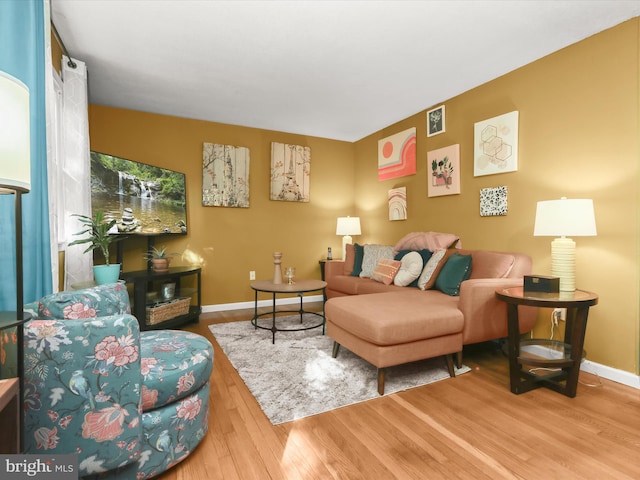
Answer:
[[371, 258, 402, 285]]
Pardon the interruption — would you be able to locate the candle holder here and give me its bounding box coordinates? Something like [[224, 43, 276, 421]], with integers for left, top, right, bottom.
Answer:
[[284, 267, 296, 285]]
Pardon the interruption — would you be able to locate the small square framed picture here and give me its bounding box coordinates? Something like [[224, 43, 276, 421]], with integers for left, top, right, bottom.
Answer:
[[427, 105, 445, 137]]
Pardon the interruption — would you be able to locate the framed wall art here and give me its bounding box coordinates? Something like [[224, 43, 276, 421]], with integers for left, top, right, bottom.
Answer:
[[480, 186, 508, 216], [388, 186, 407, 220], [474, 111, 519, 176], [427, 144, 460, 197], [270, 142, 311, 202], [202, 143, 250, 207], [426, 105, 445, 137], [377, 127, 416, 181]]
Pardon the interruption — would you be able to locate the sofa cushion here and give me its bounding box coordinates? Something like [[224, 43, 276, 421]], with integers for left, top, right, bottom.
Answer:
[[371, 258, 402, 285], [418, 249, 455, 290], [140, 330, 214, 411], [351, 243, 365, 277], [326, 290, 464, 345], [360, 245, 395, 278], [465, 250, 515, 279], [393, 251, 424, 287], [435, 253, 473, 296], [36, 282, 131, 319], [343, 243, 355, 275]]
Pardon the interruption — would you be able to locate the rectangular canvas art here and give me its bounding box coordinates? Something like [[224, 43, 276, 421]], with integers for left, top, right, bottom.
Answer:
[[474, 111, 519, 176], [427, 144, 461, 197], [270, 142, 311, 202], [426, 105, 445, 137], [388, 187, 407, 220], [202, 143, 250, 207], [378, 127, 416, 181], [480, 186, 508, 216]]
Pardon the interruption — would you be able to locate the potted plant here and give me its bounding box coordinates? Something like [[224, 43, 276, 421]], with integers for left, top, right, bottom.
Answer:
[[68, 211, 126, 285], [144, 245, 179, 273]]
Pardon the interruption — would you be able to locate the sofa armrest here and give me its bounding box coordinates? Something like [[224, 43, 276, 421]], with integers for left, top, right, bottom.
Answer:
[[325, 260, 346, 281], [459, 278, 537, 345], [23, 313, 143, 472]]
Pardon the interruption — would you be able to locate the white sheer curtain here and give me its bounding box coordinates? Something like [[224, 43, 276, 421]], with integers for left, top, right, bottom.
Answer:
[[61, 55, 92, 290], [44, 0, 60, 291], [45, 3, 92, 292]]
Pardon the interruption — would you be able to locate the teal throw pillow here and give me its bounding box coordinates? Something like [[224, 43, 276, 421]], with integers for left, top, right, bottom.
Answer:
[[435, 253, 472, 296], [351, 243, 365, 277]]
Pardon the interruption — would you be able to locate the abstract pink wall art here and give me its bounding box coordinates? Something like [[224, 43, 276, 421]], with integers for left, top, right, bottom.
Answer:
[[378, 127, 416, 181]]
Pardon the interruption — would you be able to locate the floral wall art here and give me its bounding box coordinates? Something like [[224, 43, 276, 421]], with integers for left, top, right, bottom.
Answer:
[[426, 105, 445, 137], [377, 127, 416, 181], [270, 142, 311, 202], [388, 187, 407, 220], [427, 144, 460, 197], [202, 143, 250, 207], [474, 111, 519, 176]]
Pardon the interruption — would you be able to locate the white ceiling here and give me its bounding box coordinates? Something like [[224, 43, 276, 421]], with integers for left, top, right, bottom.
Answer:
[[51, 0, 640, 142]]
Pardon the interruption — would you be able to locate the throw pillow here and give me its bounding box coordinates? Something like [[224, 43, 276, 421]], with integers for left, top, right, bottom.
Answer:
[[393, 251, 424, 287], [359, 245, 395, 278], [417, 249, 455, 290], [343, 243, 355, 275], [351, 243, 365, 277], [435, 253, 473, 296], [371, 258, 402, 285]]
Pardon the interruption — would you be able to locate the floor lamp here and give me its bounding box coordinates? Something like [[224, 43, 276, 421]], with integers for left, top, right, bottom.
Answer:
[[0, 70, 31, 453]]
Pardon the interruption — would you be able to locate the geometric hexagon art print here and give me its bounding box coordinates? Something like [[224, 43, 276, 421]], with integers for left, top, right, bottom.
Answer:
[[474, 111, 518, 176], [480, 186, 508, 216]]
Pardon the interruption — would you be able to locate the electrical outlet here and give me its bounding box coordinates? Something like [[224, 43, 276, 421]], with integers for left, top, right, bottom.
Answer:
[[249, 270, 256, 280], [553, 308, 567, 321]]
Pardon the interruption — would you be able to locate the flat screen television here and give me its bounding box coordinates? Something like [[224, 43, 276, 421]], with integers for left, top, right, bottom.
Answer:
[[90, 151, 187, 236]]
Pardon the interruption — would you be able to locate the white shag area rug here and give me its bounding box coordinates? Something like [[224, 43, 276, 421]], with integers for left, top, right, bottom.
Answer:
[[209, 314, 470, 424]]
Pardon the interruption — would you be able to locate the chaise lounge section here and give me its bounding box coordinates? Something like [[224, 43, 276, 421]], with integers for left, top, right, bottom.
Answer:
[[325, 232, 537, 394]]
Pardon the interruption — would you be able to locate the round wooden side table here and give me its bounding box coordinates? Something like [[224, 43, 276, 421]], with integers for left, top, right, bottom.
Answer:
[[495, 287, 598, 398]]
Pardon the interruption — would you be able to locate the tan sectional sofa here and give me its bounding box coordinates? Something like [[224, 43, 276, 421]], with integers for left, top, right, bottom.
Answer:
[[324, 233, 537, 394]]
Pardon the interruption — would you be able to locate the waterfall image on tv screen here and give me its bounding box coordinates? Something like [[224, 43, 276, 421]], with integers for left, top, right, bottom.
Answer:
[[90, 151, 187, 235]]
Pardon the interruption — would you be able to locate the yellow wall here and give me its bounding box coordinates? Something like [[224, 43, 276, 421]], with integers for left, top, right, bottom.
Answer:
[[87, 19, 639, 374], [88, 107, 355, 306], [353, 19, 639, 374]]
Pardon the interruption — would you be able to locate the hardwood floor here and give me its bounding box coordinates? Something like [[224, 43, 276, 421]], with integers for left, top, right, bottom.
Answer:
[[159, 304, 640, 479]]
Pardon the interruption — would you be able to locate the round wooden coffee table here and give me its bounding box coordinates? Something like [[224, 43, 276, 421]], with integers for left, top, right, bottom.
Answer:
[[250, 279, 327, 343]]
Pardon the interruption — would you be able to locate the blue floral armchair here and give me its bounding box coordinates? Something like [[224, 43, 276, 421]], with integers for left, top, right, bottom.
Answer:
[[22, 282, 213, 479]]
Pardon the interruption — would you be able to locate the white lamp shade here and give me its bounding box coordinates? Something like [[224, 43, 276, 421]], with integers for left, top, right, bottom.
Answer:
[[0, 70, 30, 192], [534, 197, 596, 292], [336, 216, 361, 236], [533, 198, 596, 237]]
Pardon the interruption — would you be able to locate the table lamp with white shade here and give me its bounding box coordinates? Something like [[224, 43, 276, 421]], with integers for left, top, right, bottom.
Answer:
[[336, 216, 361, 261], [533, 197, 597, 292]]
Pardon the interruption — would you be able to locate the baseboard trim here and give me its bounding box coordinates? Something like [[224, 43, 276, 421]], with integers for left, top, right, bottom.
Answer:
[[202, 294, 324, 313], [521, 344, 639, 390]]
